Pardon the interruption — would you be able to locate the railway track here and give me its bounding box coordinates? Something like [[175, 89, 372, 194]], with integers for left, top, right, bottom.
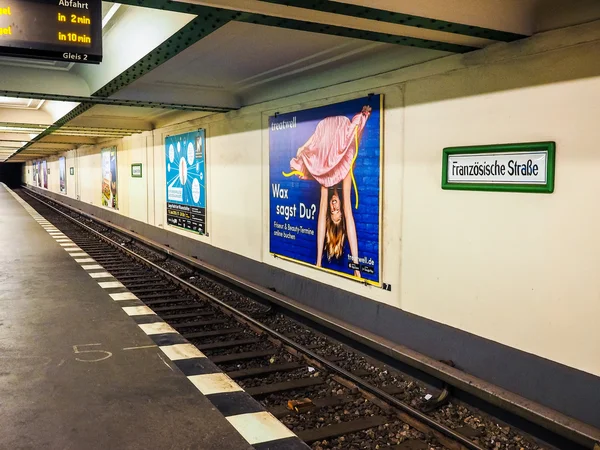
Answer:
[[19, 189, 561, 450]]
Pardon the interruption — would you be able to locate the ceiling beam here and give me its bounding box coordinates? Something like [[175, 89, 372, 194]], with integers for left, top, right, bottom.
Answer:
[[116, 0, 481, 52], [8, 9, 239, 161], [0, 90, 235, 112], [256, 0, 526, 41]]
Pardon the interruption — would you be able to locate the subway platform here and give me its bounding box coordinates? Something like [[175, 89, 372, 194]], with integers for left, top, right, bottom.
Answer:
[[0, 184, 294, 450]]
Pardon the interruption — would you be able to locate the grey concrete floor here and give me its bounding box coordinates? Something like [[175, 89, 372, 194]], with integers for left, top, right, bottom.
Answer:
[[0, 186, 252, 450]]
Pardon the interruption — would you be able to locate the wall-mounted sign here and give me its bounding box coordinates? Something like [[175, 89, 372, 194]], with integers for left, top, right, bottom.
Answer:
[[131, 163, 142, 178], [165, 129, 207, 235], [269, 95, 383, 286], [101, 146, 118, 209], [0, 0, 102, 63], [69, 167, 74, 175], [59, 157, 66, 194], [442, 142, 555, 193]]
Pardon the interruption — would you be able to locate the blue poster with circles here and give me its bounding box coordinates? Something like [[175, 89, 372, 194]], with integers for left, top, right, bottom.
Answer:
[[165, 129, 207, 235]]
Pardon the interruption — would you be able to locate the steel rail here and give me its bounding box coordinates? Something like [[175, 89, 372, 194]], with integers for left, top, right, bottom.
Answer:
[[23, 189, 487, 450]]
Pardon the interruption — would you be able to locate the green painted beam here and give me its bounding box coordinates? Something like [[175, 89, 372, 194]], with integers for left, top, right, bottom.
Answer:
[[114, 0, 477, 52], [0, 90, 233, 112], [236, 14, 474, 53], [257, 0, 527, 42]]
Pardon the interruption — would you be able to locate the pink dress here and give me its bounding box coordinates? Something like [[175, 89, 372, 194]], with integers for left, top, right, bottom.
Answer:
[[289, 110, 370, 187]]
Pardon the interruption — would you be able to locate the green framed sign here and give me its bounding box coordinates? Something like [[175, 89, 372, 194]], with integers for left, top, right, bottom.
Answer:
[[442, 141, 555, 193], [131, 163, 143, 178], [70, 167, 74, 175]]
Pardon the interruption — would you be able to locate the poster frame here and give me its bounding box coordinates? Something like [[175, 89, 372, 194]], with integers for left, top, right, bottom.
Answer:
[[441, 142, 556, 193], [101, 146, 118, 209], [269, 95, 384, 288], [165, 129, 208, 236], [59, 156, 66, 194], [131, 163, 143, 178]]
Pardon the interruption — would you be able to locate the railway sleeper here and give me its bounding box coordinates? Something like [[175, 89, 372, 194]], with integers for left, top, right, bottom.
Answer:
[[160, 310, 216, 320], [210, 349, 277, 364], [196, 338, 261, 351], [245, 377, 325, 397], [171, 319, 229, 329], [296, 415, 388, 444], [183, 328, 244, 339], [227, 362, 303, 380], [152, 304, 210, 312], [268, 394, 354, 419]]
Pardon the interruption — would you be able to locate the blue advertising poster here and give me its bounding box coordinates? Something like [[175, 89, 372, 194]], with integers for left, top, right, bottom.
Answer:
[[269, 95, 382, 286], [165, 130, 207, 235]]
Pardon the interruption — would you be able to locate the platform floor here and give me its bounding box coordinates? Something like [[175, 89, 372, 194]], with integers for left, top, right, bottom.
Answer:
[[0, 184, 254, 450]]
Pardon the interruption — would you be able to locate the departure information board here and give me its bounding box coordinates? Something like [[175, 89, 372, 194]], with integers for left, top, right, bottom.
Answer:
[[0, 0, 102, 63]]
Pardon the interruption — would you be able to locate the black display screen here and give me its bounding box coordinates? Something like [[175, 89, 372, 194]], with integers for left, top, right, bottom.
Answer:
[[0, 0, 102, 63]]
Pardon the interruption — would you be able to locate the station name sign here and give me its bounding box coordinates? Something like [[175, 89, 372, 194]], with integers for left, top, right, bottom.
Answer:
[[0, 0, 102, 63], [442, 142, 555, 193]]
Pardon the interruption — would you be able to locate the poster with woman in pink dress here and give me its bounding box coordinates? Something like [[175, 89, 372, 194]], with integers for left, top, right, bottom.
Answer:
[[269, 95, 382, 286]]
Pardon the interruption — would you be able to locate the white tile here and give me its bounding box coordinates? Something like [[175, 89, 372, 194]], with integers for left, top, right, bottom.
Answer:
[[188, 373, 242, 395], [75, 258, 95, 263], [88, 272, 113, 279], [55, 239, 72, 243], [60, 243, 78, 247], [226, 412, 296, 445], [98, 281, 124, 289], [109, 292, 138, 301], [69, 252, 89, 257], [81, 264, 103, 270], [160, 344, 206, 361], [138, 322, 176, 335], [122, 306, 155, 316], [64, 247, 83, 253]]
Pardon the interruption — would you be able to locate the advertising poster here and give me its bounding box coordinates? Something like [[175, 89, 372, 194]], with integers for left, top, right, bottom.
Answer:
[[269, 95, 383, 286], [36, 161, 42, 187], [42, 160, 48, 189], [59, 156, 66, 194], [165, 129, 207, 234], [101, 147, 118, 209], [33, 162, 37, 185]]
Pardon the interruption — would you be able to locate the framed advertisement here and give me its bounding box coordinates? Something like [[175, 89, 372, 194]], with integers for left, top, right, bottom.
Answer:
[[101, 147, 118, 209], [269, 95, 383, 286], [165, 130, 207, 235], [59, 156, 66, 194]]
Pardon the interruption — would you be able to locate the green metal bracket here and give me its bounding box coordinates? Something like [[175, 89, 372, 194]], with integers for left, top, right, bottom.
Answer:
[[258, 0, 526, 42], [115, 0, 479, 52]]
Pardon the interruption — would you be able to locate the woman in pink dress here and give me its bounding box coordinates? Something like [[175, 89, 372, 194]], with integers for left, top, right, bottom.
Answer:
[[287, 105, 372, 278]]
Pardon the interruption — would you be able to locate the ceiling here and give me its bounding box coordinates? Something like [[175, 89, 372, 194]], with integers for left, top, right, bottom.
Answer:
[[1, 0, 599, 162]]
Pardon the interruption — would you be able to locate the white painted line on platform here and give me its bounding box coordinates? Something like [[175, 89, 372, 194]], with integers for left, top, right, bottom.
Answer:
[[56, 239, 72, 243], [75, 258, 95, 263], [64, 247, 83, 253], [226, 412, 296, 445], [122, 306, 155, 316], [81, 264, 103, 270], [60, 243, 78, 247], [98, 281, 124, 289], [138, 322, 177, 335], [188, 373, 243, 395], [70, 252, 89, 257], [89, 272, 113, 279], [109, 292, 138, 301], [160, 344, 206, 361]]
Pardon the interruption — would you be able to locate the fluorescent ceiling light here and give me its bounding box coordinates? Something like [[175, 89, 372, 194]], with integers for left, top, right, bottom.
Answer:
[[102, 4, 121, 28]]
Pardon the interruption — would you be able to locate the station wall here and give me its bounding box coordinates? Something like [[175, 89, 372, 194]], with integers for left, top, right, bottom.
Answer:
[[26, 21, 600, 417]]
